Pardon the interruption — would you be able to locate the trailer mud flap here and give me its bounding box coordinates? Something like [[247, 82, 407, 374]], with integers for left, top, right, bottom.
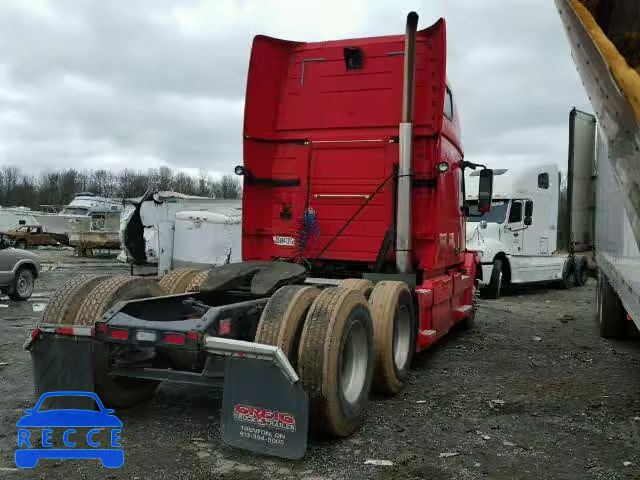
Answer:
[[221, 357, 308, 459], [30, 334, 95, 410]]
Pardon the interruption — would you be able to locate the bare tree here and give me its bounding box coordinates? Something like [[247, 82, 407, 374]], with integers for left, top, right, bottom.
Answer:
[[0, 164, 242, 208]]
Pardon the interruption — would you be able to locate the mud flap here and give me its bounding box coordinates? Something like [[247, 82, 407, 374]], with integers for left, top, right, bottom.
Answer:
[[30, 334, 95, 410], [221, 357, 308, 459]]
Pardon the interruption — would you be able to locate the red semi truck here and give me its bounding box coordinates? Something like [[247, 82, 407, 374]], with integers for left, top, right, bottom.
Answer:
[[27, 12, 493, 459]]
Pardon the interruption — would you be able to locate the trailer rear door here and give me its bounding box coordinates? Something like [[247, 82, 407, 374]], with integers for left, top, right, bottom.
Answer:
[[567, 108, 597, 252]]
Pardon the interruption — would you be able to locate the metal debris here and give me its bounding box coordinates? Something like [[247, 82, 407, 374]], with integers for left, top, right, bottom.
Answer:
[[364, 459, 393, 466], [439, 452, 460, 458]]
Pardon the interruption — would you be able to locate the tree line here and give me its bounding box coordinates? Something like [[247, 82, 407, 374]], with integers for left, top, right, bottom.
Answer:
[[0, 165, 242, 209]]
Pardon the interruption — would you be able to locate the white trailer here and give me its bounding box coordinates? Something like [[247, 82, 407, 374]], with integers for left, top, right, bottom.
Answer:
[[556, 0, 640, 336], [120, 191, 242, 277], [465, 165, 584, 298], [172, 210, 242, 269]]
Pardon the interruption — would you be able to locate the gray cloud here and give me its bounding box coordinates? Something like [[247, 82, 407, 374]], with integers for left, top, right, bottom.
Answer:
[[0, 0, 591, 176]]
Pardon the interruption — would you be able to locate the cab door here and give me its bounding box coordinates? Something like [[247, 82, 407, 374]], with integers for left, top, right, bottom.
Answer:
[[506, 200, 524, 254]]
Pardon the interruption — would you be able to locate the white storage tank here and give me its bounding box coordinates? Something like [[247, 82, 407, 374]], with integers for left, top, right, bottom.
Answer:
[[172, 208, 242, 269]]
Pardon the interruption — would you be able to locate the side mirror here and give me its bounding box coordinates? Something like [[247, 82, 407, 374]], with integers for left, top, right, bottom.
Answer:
[[525, 200, 533, 218], [478, 169, 494, 213], [524, 216, 532, 226]]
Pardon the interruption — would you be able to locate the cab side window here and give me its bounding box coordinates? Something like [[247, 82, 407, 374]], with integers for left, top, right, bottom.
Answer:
[[509, 201, 523, 223], [538, 173, 549, 189], [444, 87, 454, 120]]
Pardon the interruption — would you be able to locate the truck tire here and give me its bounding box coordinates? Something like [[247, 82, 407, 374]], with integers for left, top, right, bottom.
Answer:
[[185, 270, 209, 292], [75, 276, 165, 407], [42, 275, 108, 325], [561, 258, 576, 289], [339, 278, 374, 299], [596, 272, 627, 339], [575, 256, 589, 287], [298, 287, 374, 437], [8, 266, 35, 301], [158, 268, 202, 295], [368, 281, 416, 395], [483, 259, 503, 299], [255, 285, 320, 365]]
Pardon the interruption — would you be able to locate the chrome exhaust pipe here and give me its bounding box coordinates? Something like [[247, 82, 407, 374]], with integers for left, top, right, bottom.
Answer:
[[396, 11, 418, 274]]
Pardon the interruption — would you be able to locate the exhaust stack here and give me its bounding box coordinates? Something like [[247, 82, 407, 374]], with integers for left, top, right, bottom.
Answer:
[[396, 11, 418, 274]]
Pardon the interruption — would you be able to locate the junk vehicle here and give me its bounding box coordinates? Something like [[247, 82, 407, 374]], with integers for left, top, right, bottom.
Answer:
[[25, 12, 494, 459], [556, 0, 640, 336], [119, 191, 241, 277], [465, 164, 590, 298], [0, 241, 40, 300], [4, 225, 60, 249]]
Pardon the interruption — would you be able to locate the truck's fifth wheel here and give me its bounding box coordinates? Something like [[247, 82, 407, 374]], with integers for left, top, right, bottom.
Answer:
[[158, 268, 203, 295], [255, 285, 320, 364], [74, 275, 166, 408], [297, 287, 374, 437], [368, 281, 416, 394]]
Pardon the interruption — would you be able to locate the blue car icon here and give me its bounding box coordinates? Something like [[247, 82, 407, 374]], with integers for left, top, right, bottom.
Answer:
[[16, 391, 124, 468]]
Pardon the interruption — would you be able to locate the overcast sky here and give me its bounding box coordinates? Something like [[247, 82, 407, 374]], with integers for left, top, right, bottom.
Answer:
[[0, 0, 592, 177]]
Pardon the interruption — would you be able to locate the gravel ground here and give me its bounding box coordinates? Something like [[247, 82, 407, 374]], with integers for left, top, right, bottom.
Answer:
[[1, 250, 639, 480]]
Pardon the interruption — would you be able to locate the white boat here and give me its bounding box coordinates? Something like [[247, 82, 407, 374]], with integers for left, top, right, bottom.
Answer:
[[32, 193, 123, 236], [68, 209, 122, 251]]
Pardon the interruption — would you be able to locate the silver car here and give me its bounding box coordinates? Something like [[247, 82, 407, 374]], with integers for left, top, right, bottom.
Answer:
[[0, 234, 40, 300]]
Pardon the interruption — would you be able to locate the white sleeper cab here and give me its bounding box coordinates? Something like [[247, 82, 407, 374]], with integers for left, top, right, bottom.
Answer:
[[465, 164, 588, 299]]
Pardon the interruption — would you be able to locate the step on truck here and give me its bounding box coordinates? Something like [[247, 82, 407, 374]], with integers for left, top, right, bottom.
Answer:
[[26, 12, 494, 459], [465, 164, 591, 299], [556, 0, 640, 336]]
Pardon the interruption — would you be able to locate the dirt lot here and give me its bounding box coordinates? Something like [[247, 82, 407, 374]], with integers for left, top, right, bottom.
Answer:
[[1, 250, 639, 480]]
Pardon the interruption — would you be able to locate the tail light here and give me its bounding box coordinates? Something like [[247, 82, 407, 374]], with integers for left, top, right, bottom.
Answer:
[[186, 330, 200, 341], [219, 318, 232, 336], [95, 323, 129, 341], [109, 328, 129, 341], [163, 333, 186, 345]]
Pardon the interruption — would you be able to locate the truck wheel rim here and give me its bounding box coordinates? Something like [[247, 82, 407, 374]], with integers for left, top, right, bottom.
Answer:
[[17, 273, 32, 297], [393, 304, 411, 370], [340, 320, 368, 404]]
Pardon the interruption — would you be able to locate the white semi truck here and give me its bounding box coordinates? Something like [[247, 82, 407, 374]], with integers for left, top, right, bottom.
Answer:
[[556, 0, 639, 337], [465, 165, 587, 298]]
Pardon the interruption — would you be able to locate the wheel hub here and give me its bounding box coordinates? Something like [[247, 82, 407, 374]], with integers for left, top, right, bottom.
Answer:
[[393, 305, 411, 370], [17, 273, 32, 296], [340, 320, 368, 404]]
